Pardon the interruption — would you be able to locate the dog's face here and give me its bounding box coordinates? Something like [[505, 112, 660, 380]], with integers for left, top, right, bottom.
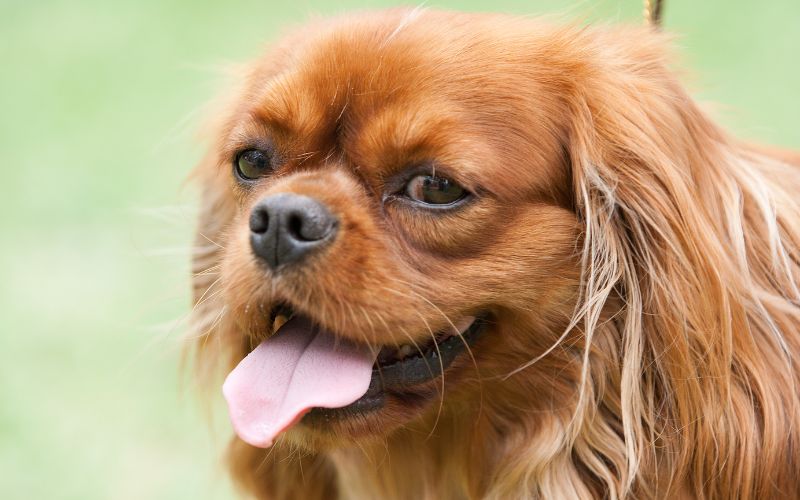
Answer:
[[195, 10, 598, 451]]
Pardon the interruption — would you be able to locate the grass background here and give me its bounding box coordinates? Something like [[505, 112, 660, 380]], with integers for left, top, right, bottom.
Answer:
[[1, 0, 797, 498]]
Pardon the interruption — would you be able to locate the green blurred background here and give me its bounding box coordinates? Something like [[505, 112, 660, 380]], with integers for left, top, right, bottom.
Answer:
[[1, 0, 797, 498]]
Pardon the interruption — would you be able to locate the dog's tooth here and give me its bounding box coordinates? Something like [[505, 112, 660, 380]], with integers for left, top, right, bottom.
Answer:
[[273, 314, 288, 334], [397, 344, 414, 359]]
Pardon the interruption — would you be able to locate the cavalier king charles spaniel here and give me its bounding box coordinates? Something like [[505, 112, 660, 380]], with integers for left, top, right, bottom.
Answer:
[[188, 8, 800, 499]]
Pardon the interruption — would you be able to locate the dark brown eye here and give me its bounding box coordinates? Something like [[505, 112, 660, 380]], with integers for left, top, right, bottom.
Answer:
[[235, 149, 273, 181], [404, 174, 467, 206]]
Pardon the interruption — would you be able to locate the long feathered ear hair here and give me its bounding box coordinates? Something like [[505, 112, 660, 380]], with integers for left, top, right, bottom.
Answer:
[[564, 27, 800, 499]]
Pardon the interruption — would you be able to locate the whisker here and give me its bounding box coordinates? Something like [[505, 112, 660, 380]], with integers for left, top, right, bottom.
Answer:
[[188, 305, 228, 342], [197, 230, 226, 250], [371, 313, 417, 397], [132, 204, 196, 224], [385, 277, 486, 419], [193, 265, 221, 278], [295, 151, 319, 166], [353, 438, 377, 467], [405, 306, 446, 442], [193, 282, 225, 313], [199, 306, 228, 354], [256, 433, 286, 474]]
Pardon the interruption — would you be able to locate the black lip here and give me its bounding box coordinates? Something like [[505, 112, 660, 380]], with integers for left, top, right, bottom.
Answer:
[[303, 315, 488, 424]]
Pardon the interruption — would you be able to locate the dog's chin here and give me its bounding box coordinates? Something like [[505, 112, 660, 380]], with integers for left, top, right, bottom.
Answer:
[[257, 305, 491, 449]]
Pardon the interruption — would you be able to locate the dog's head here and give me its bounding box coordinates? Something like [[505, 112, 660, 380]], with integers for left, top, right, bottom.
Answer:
[[189, 8, 800, 498], [192, 9, 595, 446]]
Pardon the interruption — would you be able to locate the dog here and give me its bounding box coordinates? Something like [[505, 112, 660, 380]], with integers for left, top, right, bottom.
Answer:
[[188, 8, 800, 499]]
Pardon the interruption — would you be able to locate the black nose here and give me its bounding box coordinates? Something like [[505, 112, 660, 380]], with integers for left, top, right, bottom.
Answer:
[[249, 193, 338, 269]]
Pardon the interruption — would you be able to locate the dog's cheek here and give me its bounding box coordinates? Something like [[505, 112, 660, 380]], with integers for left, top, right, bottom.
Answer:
[[372, 203, 581, 346], [384, 200, 505, 257], [437, 204, 582, 363], [448, 203, 584, 412], [490, 210, 584, 404], [405, 203, 580, 313], [478, 204, 579, 309], [298, 206, 432, 345]]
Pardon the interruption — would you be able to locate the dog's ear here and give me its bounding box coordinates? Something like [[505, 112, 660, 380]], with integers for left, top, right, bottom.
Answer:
[[565, 31, 800, 497]]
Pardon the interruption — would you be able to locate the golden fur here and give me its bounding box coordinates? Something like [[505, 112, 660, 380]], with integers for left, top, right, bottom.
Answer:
[[189, 9, 800, 499]]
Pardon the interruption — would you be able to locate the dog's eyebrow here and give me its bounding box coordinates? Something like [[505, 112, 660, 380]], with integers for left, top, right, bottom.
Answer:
[[249, 92, 299, 135], [245, 71, 329, 140], [346, 102, 465, 170]]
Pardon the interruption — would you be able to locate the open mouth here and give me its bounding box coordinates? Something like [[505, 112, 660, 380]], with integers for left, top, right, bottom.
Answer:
[[305, 312, 486, 423], [222, 303, 487, 448], [268, 304, 486, 421]]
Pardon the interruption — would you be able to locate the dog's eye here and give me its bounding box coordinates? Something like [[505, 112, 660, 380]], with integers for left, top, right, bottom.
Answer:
[[235, 149, 273, 181], [404, 174, 467, 205]]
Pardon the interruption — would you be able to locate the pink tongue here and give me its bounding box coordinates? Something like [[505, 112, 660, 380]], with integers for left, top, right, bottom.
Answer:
[[223, 315, 376, 448]]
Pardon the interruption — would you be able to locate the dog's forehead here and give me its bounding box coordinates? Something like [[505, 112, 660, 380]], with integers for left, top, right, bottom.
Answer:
[[249, 15, 464, 145], [230, 10, 569, 198]]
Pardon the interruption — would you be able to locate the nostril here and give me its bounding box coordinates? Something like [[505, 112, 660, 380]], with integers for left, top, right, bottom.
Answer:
[[286, 213, 305, 240], [249, 208, 270, 234], [285, 209, 335, 242]]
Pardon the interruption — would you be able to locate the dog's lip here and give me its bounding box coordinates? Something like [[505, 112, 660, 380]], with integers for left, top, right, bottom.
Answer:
[[370, 315, 485, 389], [301, 314, 488, 424], [267, 303, 484, 374]]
